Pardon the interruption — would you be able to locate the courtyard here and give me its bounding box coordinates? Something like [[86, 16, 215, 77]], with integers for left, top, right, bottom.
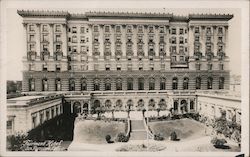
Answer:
[[68, 111, 240, 152]]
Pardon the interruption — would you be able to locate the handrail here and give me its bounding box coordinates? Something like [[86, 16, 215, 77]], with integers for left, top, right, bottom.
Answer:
[[125, 118, 131, 137], [143, 117, 154, 139]]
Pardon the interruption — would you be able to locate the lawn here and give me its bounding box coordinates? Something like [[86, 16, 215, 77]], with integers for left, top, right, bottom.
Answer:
[[149, 118, 206, 141], [73, 120, 126, 144]]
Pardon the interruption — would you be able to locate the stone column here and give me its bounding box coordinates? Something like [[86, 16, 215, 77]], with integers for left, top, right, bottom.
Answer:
[[178, 99, 181, 114], [36, 112, 40, 126], [132, 25, 137, 57], [23, 23, 28, 57], [88, 99, 91, 115], [99, 25, 104, 57], [188, 26, 194, 57], [62, 24, 67, 57], [155, 26, 159, 57], [88, 24, 93, 57], [144, 25, 148, 57], [187, 99, 190, 113], [49, 24, 54, 57], [111, 25, 115, 57], [70, 101, 73, 113], [201, 26, 206, 56], [224, 26, 229, 56], [36, 24, 41, 56], [165, 26, 170, 56], [121, 25, 126, 57], [213, 26, 218, 56]]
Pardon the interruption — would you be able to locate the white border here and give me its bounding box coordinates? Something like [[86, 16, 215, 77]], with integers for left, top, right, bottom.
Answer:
[[0, 0, 249, 157]]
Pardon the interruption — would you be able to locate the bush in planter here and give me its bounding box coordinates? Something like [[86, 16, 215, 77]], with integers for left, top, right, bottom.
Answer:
[[170, 131, 178, 141], [116, 133, 129, 142], [211, 137, 228, 149], [154, 133, 164, 141], [105, 135, 113, 143]]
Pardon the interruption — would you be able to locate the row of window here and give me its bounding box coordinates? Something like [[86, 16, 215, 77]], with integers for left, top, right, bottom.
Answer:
[[93, 25, 168, 34], [68, 26, 89, 34], [28, 34, 62, 43], [28, 77, 225, 91], [194, 26, 224, 35], [194, 36, 224, 43], [68, 36, 89, 43], [28, 24, 62, 32]]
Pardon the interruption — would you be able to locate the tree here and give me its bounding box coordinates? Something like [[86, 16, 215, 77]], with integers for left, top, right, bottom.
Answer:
[[7, 81, 17, 94], [213, 110, 231, 137], [231, 129, 241, 147]]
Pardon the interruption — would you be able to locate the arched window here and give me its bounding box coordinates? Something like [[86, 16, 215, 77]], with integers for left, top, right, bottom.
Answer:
[[69, 78, 75, 91], [127, 99, 133, 110], [94, 79, 100, 91], [42, 78, 48, 91], [137, 99, 144, 110], [105, 78, 111, 91], [158, 99, 167, 110], [55, 78, 61, 91], [160, 77, 166, 90], [219, 77, 225, 89], [115, 100, 123, 110], [196, 77, 201, 89], [149, 77, 155, 90], [183, 77, 189, 90], [29, 78, 35, 91], [138, 77, 144, 90], [116, 78, 122, 90], [172, 77, 178, 90], [148, 99, 155, 109], [105, 100, 112, 110], [207, 77, 213, 89], [127, 78, 133, 90], [81, 78, 87, 91]]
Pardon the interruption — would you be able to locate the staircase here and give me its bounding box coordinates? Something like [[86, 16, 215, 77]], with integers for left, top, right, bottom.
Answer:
[[130, 120, 148, 140]]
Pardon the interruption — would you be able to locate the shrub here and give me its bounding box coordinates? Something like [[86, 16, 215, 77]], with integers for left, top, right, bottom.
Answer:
[[105, 135, 111, 143], [154, 133, 164, 141], [7, 133, 27, 151], [116, 133, 129, 142], [211, 137, 227, 148], [170, 131, 178, 141]]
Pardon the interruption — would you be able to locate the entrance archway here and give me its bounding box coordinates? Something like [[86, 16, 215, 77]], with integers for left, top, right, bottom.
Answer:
[[180, 100, 188, 113], [73, 101, 81, 114]]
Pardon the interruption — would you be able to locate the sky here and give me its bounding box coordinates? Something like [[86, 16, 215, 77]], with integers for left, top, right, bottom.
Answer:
[[2, 1, 245, 81]]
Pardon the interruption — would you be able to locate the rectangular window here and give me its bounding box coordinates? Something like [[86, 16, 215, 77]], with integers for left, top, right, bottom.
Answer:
[[42, 34, 48, 42], [105, 26, 110, 33], [42, 44, 48, 51], [42, 25, 47, 32], [29, 25, 35, 31], [72, 27, 77, 33], [29, 44, 35, 51], [72, 36, 77, 43], [56, 45, 61, 51], [80, 36, 85, 43], [55, 25, 61, 32], [195, 27, 199, 33], [196, 64, 200, 70], [80, 27, 85, 33], [93, 26, 98, 32], [72, 46, 77, 53], [29, 35, 35, 42], [55, 35, 61, 42], [171, 28, 176, 35], [179, 28, 184, 35]]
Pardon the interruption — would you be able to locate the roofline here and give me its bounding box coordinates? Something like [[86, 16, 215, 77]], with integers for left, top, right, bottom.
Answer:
[[17, 10, 234, 21]]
